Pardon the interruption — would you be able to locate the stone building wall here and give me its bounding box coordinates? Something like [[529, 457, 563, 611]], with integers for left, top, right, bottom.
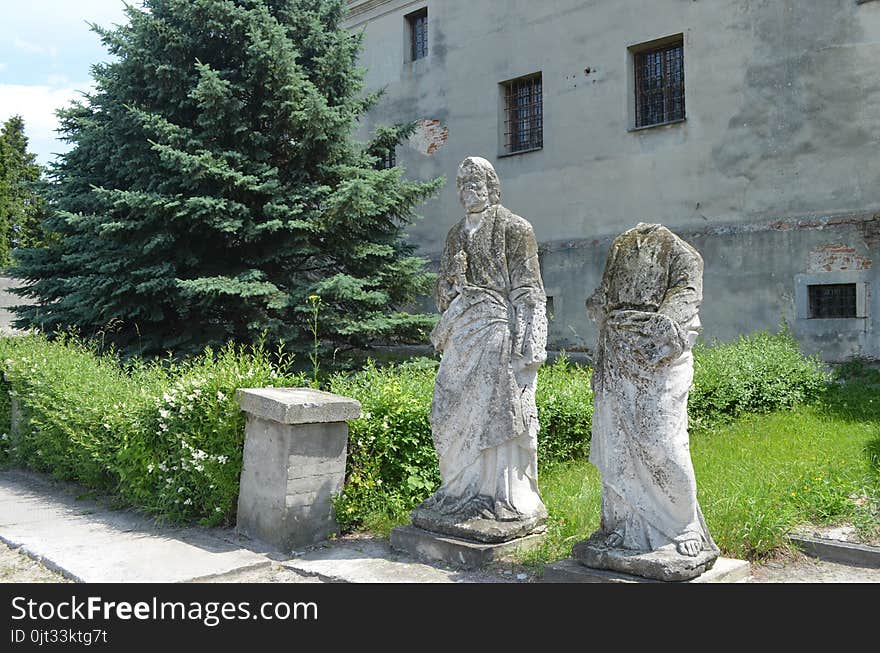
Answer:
[[345, 0, 880, 360]]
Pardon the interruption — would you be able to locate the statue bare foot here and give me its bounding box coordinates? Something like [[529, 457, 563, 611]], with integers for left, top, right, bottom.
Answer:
[[604, 530, 624, 548], [677, 538, 702, 557]]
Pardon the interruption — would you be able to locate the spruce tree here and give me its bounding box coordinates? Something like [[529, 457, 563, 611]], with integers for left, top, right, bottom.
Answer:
[[11, 0, 441, 357], [0, 116, 46, 267]]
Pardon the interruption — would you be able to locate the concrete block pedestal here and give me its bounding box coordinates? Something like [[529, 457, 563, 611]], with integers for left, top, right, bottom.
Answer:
[[390, 524, 545, 570], [235, 387, 360, 553]]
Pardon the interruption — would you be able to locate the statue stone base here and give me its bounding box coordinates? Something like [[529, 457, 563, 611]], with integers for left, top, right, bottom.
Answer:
[[543, 556, 750, 583], [409, 504, 546, 544], [390, 524, 545, 570], [571, 534, 719, 582]]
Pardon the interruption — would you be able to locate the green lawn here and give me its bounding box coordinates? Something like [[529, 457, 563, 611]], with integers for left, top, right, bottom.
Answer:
[[518, 380, 880, 567]]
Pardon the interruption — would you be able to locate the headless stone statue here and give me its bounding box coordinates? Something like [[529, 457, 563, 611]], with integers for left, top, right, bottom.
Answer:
[[409, 156, 549, 543], [574, 222, 720, 581]]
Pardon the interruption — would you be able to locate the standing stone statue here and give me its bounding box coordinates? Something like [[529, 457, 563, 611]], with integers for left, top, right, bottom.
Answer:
[[410, 156, 548, 543], [575, 222, 720, 581]]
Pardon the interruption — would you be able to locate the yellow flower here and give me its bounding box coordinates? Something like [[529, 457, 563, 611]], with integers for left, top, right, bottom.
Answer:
[[308, 295, 320, 301]]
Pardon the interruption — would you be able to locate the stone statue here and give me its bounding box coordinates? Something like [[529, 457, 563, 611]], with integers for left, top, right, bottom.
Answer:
[[410, 156, 548, 543], [575, 222, 720, 581]]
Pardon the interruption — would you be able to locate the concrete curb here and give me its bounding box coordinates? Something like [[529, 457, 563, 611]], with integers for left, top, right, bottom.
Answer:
[[788, 534, 880, 568]]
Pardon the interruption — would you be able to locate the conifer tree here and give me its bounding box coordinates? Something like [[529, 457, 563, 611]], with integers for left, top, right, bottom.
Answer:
[[0, 115, 46, 267], [11, 0, 441, 356]]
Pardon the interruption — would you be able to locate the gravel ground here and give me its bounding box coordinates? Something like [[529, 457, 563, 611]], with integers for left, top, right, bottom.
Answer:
[[0, 542, 72, 583]]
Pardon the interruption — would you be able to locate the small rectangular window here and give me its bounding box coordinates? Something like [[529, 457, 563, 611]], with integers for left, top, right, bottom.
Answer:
[[633, 38, 685, 128], [407, 9, 428, 61], [502, 73, 543, 154], [546, 296, 555, 321], [808, 283, 857, 319], [380, 148, 396, 169]]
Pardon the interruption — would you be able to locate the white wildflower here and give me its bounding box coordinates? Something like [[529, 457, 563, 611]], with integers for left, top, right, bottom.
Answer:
[[177, 487, 185, 493], [216, 391, 226, 401], [147, 463, 154, 473], [217, 455, 228, 465], [158, 409, 170, 419], [183, 498, 192, 506]]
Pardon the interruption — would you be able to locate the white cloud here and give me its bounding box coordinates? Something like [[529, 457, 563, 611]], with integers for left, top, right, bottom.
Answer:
[[46, 74, 71, 87], [12, 37, 58, 58], [0, 82, 93, 165], [0, 63, 7, 73]]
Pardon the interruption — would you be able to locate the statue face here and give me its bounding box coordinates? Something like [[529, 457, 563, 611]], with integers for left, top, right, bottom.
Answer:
[[457, 167, 490, 213]]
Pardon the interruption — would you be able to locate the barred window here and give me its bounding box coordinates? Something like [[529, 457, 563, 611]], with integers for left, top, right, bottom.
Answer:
[[634, 38, 685, 128], [377, 148, 396, 170], [808, 284, 857, 319], [502, 73, 543, 154], [407, 9, 428, 61]]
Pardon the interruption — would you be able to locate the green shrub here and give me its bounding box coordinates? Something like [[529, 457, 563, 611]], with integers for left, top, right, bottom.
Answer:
[[689, 326, 828, 430], [0, 332, 303, 525], [329, 358, 440, 530], [536, 353, 593, 463]]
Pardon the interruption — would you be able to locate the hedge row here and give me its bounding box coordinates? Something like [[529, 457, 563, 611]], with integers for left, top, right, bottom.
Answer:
[[0, 327, 827, 529]]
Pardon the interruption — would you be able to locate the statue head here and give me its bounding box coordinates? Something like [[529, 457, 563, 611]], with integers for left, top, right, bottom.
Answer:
[[456, 156, 501, 214]]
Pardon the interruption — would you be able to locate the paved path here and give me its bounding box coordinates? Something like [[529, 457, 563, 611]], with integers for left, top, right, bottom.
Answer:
[[0, 469, 524, 583], [1, 468, 878, 584]]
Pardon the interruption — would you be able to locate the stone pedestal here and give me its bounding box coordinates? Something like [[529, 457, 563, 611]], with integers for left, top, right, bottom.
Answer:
[[542, 556, 751, 583], [235, 387, 360, 553], [571, 535, 720, 581], [390, 524, 545, 570]]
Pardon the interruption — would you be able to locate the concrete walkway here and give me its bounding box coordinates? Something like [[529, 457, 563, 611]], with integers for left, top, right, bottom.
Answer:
[[0, 469, 521, 583], [2, 468, 878, 583]]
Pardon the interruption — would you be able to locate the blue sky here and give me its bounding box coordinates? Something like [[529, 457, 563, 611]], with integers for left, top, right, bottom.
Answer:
[[0, 1, 131, 166]]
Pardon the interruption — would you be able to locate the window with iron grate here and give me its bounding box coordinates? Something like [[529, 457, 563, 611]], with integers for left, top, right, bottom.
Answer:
[[633, 38, 685, 128], [502, 73, 543, 154], [378, 148, 396, 170], [407, 9, 428, 61], [808, 283, 857, 319]]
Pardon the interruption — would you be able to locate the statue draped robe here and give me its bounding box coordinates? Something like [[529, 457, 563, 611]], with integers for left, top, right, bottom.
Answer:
[[587, 223, 718, 554], [425, 204, 548, 522]]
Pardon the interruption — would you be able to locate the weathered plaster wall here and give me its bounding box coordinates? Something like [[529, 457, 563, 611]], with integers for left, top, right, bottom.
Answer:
[[346, 0, 880, 360]]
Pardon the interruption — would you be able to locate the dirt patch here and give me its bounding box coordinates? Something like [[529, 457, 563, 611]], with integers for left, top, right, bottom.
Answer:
[[748, 548, 880, 583], [0, 542, 72, 583]]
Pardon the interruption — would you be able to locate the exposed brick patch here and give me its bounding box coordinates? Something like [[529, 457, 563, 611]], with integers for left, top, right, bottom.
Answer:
[[808, 243, 872, 273], [407, 119, 449, 156]]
